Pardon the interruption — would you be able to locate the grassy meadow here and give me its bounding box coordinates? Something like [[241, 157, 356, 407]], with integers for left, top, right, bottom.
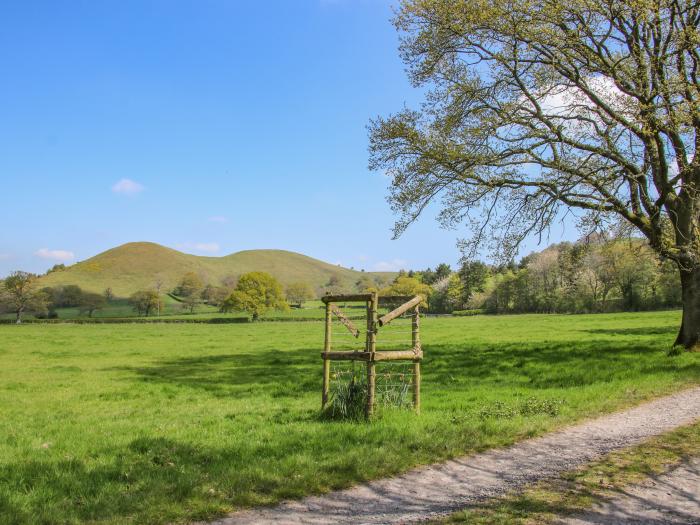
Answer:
[[1, 311, 699, 524]]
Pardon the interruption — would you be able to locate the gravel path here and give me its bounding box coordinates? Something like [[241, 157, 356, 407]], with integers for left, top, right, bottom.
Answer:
[[559, 457, 700, 525], [205, 387, 700, 525]]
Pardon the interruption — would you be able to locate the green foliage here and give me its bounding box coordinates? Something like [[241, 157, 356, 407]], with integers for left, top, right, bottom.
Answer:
[[381, 276, 431, 307], [0, 271, 47, 323], [285, 282, 315, 307], [323, 372, 368, 420], [128, 290, 163, 316], [458, 261, 488, 306], [221, 272, 287, 319], [452, 309, 483, 316], [176, 272, 204, 298], [0, 311, 697, 524], [201, 285, 229, 307], [79, 292, 106, 317]]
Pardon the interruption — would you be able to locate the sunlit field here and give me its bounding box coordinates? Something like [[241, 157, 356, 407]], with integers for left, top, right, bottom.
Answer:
[[1, 311, 698, 524]]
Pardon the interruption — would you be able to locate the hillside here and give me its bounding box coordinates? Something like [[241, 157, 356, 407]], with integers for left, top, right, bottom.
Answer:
[[38, 242, 395, 297]]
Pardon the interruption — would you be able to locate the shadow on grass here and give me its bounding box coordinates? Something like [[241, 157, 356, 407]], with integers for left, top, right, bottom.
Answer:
[[109, 350, 320, 398], [0, 436, 286, 524], [112, 336, 700, 397], [583, 326, 678, 336]]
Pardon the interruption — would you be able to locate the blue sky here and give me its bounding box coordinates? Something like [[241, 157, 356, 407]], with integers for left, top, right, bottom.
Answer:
[[0, 0, 576, 277]]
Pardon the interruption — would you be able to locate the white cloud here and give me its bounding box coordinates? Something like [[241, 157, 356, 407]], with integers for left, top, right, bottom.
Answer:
[[373, 259, 408, 272], [111, 178, 144, 195], [177, 242, 221, 254], [35, 248, 75, 261], [208, 216, 228, 223], [0, 253, 11, 261]]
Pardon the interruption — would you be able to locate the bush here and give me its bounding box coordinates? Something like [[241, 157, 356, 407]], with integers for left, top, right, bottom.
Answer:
[[452, 309, 484, 316]]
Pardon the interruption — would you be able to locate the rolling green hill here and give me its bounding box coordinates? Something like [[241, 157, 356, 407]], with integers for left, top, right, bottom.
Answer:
[[38, 242, 395, 297]]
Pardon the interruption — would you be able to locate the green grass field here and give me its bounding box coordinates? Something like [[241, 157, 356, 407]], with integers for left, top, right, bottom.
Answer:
[[1, 311, 699, 524]]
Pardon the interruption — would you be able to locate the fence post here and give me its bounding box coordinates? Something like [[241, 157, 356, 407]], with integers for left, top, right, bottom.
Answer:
[[322, 301, 331, 409], [366, 292, 378, 418], [412, 305, 421, 414]]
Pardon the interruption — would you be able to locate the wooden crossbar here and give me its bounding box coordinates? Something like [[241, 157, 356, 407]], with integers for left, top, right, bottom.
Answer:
[[330, 304, 360, 338], [321, 349, 422, 362], [322, 293, 373, 303], [377, 295, 422, 327]]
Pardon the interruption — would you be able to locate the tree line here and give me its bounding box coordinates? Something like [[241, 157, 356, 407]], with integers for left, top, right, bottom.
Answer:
[[407, 238, 681, 315], [0, 236, 681, 322]]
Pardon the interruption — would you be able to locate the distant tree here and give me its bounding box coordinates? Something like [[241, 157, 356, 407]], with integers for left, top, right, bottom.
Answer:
[[355, 275, 376, 293], [153, 278, 165, 316], [79, 292, 106, 318], [201, 284, 229, 307], [176, 272, 204, 298], [419, 267, 436, 285], [173, 273, 203, 314], [0, 271, 48, 323], [220, 274, 238, 290], [221, 272, 287, 320], [103, 287, 114, 302], [458, 261, 489, 306], [428, 273, 462, 313], [55, 285, 83, 307], [434, 263, 451, 282], [380, 276, 432, 308], [285, 282, 314, 308], [128, 290, 163, 317], [46, 263, 65, 274]]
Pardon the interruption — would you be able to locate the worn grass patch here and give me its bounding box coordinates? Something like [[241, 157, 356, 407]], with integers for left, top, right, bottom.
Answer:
[[0, 310, 698, 524]]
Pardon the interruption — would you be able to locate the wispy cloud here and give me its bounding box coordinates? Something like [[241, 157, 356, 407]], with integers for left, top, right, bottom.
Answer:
[[111, 178, 144, 195], [35, 248, 75, 261], [373, 259, 408, 272], [177, 242, 221, 254], [208, 216, 228, 223], [0, 253, 11, 261]]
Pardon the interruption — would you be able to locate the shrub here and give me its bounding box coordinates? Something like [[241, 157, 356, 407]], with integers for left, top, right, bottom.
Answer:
[[452, 309, 484, 316]]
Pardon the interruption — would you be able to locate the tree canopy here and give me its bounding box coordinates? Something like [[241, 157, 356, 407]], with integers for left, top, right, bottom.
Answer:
[[221, 272, 287, 319], [370, 0, 700, 347]]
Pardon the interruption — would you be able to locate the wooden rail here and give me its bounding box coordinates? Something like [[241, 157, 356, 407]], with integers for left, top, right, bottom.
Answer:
[[322, 293, 373, 303], [321, 349, 423, 362], [330, 304, 360, 338], [377, 296, 422, 327]]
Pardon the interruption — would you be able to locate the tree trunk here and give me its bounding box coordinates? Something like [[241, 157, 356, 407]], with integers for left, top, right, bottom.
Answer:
[[674, 266, 700, 350]]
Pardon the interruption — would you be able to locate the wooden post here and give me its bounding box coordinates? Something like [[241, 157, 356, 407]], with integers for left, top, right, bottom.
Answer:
[[412, 305, 421, 414], [366, 292, 378, 418], [322, 301, 332, 409]]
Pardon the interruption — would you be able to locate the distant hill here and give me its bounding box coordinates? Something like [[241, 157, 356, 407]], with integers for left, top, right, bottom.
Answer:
[[38, 242, 395, 297]]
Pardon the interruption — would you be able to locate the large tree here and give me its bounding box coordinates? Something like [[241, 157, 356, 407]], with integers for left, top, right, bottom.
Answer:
[[221, 272, 287, 320], [369, 0, 700, 348], [1, 271, 47, 323]]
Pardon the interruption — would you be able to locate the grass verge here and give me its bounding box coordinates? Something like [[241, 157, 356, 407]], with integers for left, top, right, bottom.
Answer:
[[434, 421, 700, 524]]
